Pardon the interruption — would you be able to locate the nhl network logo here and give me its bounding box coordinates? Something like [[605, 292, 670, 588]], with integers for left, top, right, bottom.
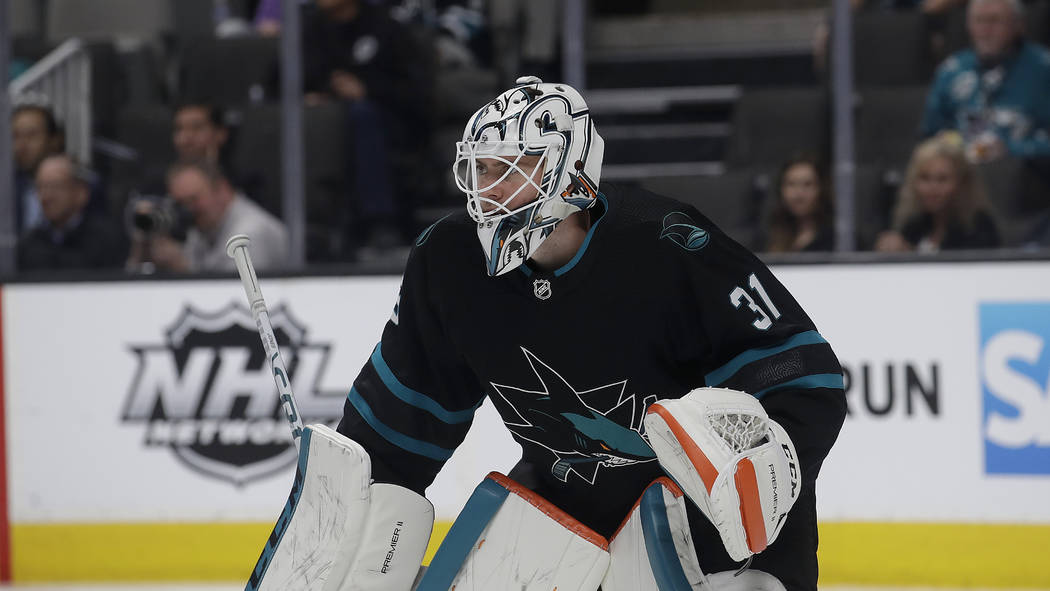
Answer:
[[122, 302, 344, 485]]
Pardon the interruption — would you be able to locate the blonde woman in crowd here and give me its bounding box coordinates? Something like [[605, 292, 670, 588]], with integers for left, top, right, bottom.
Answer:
[[875, 133, 1000, 252]]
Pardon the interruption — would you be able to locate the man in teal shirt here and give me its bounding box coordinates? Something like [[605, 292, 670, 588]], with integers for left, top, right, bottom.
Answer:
[[921, 0, 1050, 161]]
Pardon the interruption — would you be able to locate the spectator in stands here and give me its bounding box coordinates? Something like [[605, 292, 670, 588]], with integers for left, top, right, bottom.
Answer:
[[173, 101, 229, 164], [137, 101, 263, 202], [875, 133, 1000, 252], [128, 160, 289, 273], [301, 0, 432, 253], [18, 154, 126, 272], [921, 0, 1050, 162], [763, 156, 835, 253], [12, 101, 64, 235]]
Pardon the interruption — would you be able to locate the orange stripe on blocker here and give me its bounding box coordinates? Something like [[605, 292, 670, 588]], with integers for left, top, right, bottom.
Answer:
[[735, 458, 767, 553], [646, 404, 719, 493]]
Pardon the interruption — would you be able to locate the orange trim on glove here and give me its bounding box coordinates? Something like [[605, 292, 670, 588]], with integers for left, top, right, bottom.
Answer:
[[734, 458, 768, 553], [646, 403, 720, 493]]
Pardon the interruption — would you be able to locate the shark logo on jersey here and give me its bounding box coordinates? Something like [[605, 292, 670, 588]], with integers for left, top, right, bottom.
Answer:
[[122, 303, 344, 486], [490, 348, 657, 484], [659, 211, 710, 252]]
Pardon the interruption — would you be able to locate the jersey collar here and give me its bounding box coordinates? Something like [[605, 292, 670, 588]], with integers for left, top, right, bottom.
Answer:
[[520, 192, 609, 280]]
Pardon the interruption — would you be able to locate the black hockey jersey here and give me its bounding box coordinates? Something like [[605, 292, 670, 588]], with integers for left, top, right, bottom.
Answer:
[[337, 183, 846, 539]]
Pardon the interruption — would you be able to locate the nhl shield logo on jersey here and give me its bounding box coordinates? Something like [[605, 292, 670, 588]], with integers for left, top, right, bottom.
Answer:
[[122, 303, 343, 486], [490, 348, 657, 484], [533, 279, 552, 300]]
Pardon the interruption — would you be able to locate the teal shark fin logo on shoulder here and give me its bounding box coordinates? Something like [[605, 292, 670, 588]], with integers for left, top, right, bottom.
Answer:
[[659, 211, 710, 251]]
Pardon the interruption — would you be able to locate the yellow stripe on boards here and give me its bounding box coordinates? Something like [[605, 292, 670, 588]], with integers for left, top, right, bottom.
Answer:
[[12, 521, 457, 582], [818, 522, 1050, 588], [12, 522, 270, 582], [425, 519, 454, 565], [10, 521, 1050, 586]]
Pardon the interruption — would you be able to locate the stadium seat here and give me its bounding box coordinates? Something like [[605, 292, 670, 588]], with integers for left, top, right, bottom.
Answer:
[[46, 0, 172, 42], [1027, 0, 1050, 45], [115, 103, 176, 169], [107, 103, 175, 212], [855, 86, 929, 167], [724, 88, 828, 170], [171, 0, 216, 42], [10, 0, 42, 37], [640, 169, 768, 249], [421, 66, 499, 210], [231, 104, 350, 261], [434, 67, 500, 125], [180, 36, 279, 106], [852, 10, 933, 87], [977, 157, 1050, 246], [853, 163, 900, 250]]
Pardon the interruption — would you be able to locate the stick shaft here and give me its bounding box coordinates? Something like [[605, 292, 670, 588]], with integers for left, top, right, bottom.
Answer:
[[226, 235, 305, 450]]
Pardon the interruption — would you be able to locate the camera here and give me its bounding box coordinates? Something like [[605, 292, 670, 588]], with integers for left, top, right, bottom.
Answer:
[[125, 193, 192, 241]]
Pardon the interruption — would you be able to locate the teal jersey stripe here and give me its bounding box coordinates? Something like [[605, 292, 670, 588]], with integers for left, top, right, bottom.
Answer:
[[753, 373, 845, 400], [372, 342, 480, 424], [705, 330, 829, 387], [518, 193, 610, 279], [346, 388, 455, 461]]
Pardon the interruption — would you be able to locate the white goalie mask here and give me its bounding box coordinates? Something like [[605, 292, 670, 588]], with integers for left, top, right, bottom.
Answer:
[[453, 76, 605, 276]]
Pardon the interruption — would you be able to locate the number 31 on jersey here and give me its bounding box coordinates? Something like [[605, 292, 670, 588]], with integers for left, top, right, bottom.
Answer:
[[730, 273, 781, 330]]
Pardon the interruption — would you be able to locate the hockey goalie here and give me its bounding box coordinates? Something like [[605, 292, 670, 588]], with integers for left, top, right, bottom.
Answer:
[[244, 76, 846, 591]]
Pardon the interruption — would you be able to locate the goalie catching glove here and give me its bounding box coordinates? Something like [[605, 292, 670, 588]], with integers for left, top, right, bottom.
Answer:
[[643, 387, 801, 562]]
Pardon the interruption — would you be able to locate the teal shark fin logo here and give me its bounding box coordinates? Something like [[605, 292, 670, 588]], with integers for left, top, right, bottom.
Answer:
[[660, 211, 710, 251]]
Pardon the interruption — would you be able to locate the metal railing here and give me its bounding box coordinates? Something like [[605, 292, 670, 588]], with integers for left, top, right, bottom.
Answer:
[[8, 38, 92, 166]]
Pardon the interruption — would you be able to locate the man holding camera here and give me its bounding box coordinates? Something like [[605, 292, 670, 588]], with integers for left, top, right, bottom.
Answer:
[[128, 159, 289, 273]]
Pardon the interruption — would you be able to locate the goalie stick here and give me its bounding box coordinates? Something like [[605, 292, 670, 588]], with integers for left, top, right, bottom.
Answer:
[[226, 235, 433, 591], [226, 234, 305, 449]]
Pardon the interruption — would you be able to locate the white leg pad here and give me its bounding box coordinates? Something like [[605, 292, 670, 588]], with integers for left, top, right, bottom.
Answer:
[[332, 483, 433, 591], [247, 424, 433, 591], [603, 477, 706, 591], [415, 472, 610, 591]]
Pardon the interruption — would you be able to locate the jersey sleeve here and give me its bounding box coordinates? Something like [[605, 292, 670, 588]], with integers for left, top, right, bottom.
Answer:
[[666, 211, 847, 485], [337, 238, 485, 494]]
